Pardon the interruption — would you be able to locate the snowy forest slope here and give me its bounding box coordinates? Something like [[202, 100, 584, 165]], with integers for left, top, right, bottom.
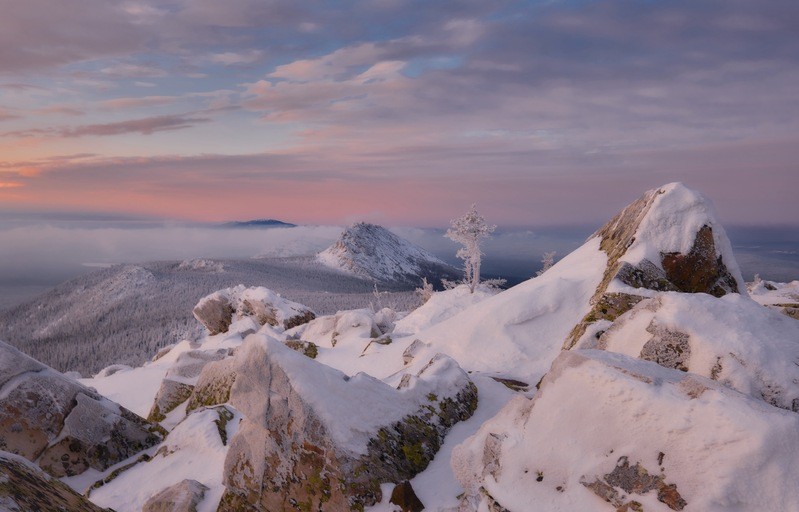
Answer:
[[0, 257, 417, 375]]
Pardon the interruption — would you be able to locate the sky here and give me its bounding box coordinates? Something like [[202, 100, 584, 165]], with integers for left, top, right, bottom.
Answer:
[[1, 0, 798, 227]]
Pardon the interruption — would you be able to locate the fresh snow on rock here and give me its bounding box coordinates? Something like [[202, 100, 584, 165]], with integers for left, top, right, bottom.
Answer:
[[617, 182, 745, 292], [588, 292, 799, 411], [453, 349, 799, 512], [89, 406, 241, 512]]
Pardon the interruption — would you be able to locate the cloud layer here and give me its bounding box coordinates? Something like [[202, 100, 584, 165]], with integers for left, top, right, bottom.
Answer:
[[0, 0, 797, 225]]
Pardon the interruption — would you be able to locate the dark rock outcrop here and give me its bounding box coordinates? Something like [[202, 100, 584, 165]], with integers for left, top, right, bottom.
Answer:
[[0, 341, 163, 477], [581, 456, 686, 511], [390, 480, 425, 512], [0, 451, 111, 512]]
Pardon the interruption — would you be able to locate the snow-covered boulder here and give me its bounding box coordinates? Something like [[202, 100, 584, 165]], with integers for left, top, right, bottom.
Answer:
[[190, 334, 477, 511], [287, 307, 394, 351], [192, 285, 315, 335], [586, 293, 799, 411], [148, 349, 231, 422], [141, 479, 209, 512], [0, 451, 110, 511], [0, 341, 163, 478], [317, 222, 460, 285], [564, 182, 745, 349], [453, 349, 799, 512]]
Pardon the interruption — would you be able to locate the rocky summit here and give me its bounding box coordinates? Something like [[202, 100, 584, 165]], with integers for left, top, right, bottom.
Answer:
[[564, 182, 745, 349], [318, 222, 460, 286]]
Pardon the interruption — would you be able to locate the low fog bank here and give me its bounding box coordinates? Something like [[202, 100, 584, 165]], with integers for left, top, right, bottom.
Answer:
[[0, 221, 797, 311]]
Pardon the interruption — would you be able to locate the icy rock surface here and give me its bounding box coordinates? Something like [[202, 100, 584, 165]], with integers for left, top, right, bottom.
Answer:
[[318, 222, 460, 285], [199, 334, 477, 511], [453, 349, 799, 512], [0, 341, 162, 477], [0, 450, 110, 511], [564, 182, 745, 349], [192, 285, 315, 334]]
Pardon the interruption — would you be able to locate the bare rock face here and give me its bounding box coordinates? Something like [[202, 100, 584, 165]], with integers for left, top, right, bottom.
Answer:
[[203, 334, 477, 511], [142, 479, 209, 512], [193, 285, 315, 335], [564, 183, 744, 349], [0, 451, 111, 512], [580, 456, 686, 511], [148, 349, 230, 422], [0, 341, 163, 477], [390, 481, 425, 512]]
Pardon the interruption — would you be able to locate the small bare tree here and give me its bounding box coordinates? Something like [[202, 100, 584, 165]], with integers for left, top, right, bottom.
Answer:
[[536, 251, 557, 276], [445, 204, 495, 293]]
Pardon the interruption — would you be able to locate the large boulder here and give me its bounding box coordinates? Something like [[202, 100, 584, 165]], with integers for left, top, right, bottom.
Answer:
[[585, 292, 799, 411], [564, 182, 745, 349], [192, 285, 315, 335], [142, 479, 209, 512], [453, 350, 799, 511], [0, 341, 163, 477], [190, 334, 477, 511], [0, 451, 111, 511]]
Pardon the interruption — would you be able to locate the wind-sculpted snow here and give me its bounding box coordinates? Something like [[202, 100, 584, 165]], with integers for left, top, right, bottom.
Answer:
[[318, 222, 460, 286], [587, 292, 799, 411], [453, 350, 799, 512]]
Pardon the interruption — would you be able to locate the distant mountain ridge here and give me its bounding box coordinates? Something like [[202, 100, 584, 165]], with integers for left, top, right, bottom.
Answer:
[[219, 219, 296, 228], [317, 222, 461, 286]]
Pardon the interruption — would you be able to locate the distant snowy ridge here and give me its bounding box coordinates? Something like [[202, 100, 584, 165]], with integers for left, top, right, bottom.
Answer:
[[318, 222, 460, 285]]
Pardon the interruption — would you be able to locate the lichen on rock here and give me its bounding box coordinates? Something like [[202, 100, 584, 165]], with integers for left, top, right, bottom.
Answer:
[[210, 335, 477, 511]]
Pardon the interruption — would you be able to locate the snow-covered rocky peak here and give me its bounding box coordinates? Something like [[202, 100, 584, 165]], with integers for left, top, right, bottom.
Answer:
[[318, 222, 458, 285], [564, 182, 746, 349]]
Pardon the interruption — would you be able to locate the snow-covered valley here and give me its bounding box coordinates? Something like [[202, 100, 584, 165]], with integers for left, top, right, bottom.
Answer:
[[2, 183, 799, 511]]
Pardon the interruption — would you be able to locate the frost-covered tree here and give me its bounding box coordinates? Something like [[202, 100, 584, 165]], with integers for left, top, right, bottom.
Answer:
[[536, 251, 557, 276], [445, 204, 495, 293], [415, 277, 435, 304]]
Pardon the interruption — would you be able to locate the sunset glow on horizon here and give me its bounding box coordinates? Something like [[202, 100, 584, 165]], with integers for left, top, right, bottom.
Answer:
[[1, 0, 798, 227]]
